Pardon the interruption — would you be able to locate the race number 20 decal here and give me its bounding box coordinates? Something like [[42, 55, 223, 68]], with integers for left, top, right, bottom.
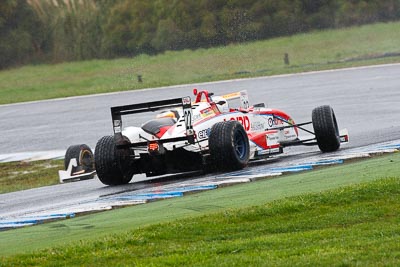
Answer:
[[183, 109, 192, 129], [182, 96, 193, 131]]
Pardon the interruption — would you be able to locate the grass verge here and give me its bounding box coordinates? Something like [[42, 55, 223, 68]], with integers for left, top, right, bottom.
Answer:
[[0, 152, 399, 265], [0, 160, 63, 194], [1, 22, 400, 104]]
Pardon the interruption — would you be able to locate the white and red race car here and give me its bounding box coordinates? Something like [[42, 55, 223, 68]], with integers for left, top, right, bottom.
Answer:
[[64, 89, 348, 185]]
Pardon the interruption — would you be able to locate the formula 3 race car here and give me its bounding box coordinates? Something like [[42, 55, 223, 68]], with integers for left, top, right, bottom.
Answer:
[[64, 89, 349, 185]]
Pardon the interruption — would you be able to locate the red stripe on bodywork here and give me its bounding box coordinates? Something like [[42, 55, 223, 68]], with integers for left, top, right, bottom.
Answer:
[[156, 126, 173, 138], [248, 130, 280, 149]]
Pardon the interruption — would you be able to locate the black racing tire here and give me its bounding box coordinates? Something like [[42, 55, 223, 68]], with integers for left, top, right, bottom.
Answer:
[[312, 105, 340, 152], [94, 135, 133, 186], [209, 120, 250, 171], [64, 144, 94, 172]]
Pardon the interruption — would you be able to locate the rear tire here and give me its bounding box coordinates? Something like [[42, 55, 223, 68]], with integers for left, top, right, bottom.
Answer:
[[64, 144, 94, 172], [94, 135, 133, 185], [312, 105, 340, 152], [209, 121, 250, 171]]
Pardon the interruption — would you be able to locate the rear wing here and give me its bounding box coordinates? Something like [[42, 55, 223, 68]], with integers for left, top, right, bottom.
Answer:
[[111, 96, 194, 146]]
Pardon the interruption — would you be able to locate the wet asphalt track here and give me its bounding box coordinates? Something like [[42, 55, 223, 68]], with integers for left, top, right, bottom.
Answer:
[[1, 63, 400, 220]]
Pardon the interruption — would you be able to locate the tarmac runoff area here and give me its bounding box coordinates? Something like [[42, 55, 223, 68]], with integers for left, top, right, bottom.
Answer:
[[1, 140, 399, 231]]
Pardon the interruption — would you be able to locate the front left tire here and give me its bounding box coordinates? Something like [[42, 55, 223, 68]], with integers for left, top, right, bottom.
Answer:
[[64, 144, 94, 172], [208, 120, 250, 171]]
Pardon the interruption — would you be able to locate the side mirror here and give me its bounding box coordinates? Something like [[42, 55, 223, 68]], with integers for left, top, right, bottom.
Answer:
[[193, 88, 198, 95]]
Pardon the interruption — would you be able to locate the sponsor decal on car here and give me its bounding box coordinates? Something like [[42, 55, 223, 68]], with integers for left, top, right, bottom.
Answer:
[[251, 121, 266, 131], [197, 128, 211, 140], [267, 116, 284, 128], [182, 96, 191, 106], [224, 116, 250, 131], [267, 135, 279, 141], [200, 107, 215, 118], [192, 114, 202, 122], [113, 120, 122, 133]]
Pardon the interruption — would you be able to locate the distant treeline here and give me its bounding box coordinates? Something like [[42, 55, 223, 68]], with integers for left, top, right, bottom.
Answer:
[[1, 0, 399, 69]]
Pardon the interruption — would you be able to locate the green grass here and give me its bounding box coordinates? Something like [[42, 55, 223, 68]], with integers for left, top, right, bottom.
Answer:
[[1, 153, 399, 265], [1, 21, 400, 104], [0, 160, 63, 194], [10, 178, 400, 266]]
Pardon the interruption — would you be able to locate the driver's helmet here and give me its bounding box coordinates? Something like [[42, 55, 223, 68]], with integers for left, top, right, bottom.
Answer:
[[156, 109, 180, 120], [213, 96, 229, 113]]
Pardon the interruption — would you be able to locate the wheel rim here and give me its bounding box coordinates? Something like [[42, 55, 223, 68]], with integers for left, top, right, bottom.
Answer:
[[234, 131, 247, 159], [80, 150, 94, 171]]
